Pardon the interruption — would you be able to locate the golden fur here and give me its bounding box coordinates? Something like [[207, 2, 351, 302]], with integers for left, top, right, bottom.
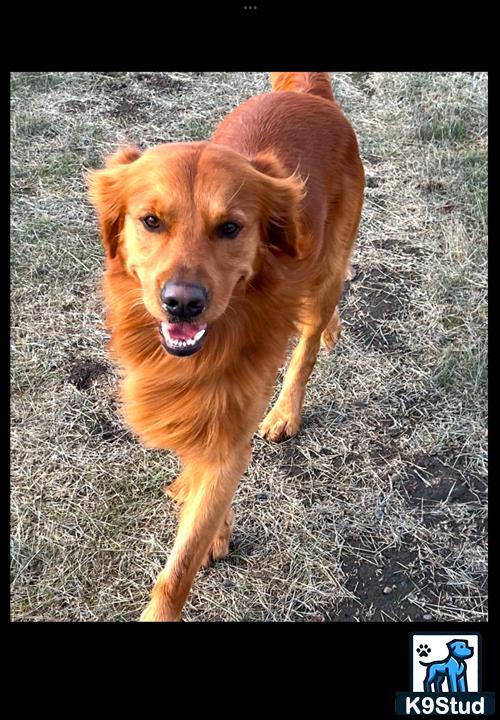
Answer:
[[88, 72, 364, 621]]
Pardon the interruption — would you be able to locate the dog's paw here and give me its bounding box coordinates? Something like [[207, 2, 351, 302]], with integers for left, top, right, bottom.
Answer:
[[201, 536, 230, 567], [139, 599, 180, 623], [201, 508, 234, 567], [259, 408, 300, 442], [321, 308, 341, 352], [417, 643, 432, 657], [345, 263, 357, 282], [164, 475, 190, 504], [320, 325, 341, 351]]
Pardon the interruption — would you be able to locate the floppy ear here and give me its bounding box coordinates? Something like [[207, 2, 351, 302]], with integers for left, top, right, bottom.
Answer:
[[87, 145, 142, 259], [251, 152, 305, 258]]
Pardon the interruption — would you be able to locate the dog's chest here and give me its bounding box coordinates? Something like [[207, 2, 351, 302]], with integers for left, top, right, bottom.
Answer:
[[120, 362, 271, 457]]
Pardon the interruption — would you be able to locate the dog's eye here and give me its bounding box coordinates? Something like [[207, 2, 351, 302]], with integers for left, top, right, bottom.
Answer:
[[218, 222, 241, 239], [142, 215, 161, 230]]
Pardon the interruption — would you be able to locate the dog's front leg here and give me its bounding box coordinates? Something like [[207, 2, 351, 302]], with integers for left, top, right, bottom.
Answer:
[[447, 670, 460, 693], [140, 444, 251, 622]]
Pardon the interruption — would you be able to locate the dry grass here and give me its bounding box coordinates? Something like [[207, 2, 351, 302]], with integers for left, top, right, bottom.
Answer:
[[10, 71, 488, 622]]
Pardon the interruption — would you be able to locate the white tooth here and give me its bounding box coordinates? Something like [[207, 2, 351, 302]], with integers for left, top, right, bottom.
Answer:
[[194, 329, 206, 341]]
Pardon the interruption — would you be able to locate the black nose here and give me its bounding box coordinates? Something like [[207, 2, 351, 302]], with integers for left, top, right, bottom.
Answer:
[[160, 281, 207, 319]]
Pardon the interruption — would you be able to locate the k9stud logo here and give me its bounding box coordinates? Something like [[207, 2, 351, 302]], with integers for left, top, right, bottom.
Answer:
[[412, 634, 478, 693], [395, 633, 495, 716]]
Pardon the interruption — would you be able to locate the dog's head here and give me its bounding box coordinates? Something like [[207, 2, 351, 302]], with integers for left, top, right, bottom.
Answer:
[[88, 142, 304, 356], [447, 640, 474, 660]]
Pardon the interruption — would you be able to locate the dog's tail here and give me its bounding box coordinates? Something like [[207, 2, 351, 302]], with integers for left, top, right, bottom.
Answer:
[[270, 72, 335, 102]]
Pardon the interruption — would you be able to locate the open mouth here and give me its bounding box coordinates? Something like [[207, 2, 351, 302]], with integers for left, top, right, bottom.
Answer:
[[159, 321, 208, 357]]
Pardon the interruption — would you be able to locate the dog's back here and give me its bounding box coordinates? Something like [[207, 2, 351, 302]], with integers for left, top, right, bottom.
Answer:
[[269, 71, 335, 101], [212, 72, 363, 254]]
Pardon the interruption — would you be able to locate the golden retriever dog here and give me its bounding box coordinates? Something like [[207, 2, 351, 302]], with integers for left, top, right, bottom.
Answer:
[[88, 72, 364, 621]]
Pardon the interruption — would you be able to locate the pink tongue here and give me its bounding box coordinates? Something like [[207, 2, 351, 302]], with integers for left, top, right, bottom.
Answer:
[[164, 322, 206, 341]]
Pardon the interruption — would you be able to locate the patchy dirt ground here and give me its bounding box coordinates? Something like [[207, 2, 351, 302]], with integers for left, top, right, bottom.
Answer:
[[10, 72, 488, 622]]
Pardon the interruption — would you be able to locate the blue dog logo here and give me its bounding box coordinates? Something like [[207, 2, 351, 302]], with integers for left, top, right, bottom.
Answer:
[[419, 639, 474, 693]]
